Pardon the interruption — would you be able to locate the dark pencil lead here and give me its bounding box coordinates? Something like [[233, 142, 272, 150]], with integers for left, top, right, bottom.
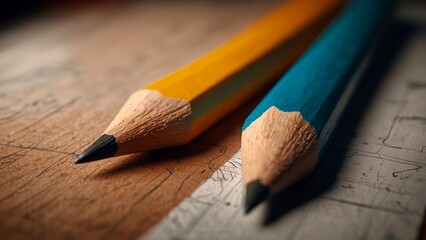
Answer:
[[75, 134, 118, 164], [244, 180, 270, 214]]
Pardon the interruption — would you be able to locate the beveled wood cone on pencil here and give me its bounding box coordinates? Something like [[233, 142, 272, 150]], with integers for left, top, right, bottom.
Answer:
[[242, 110, 318, 213], [76, 90, 192, 163], [75, 0, 344, 164]]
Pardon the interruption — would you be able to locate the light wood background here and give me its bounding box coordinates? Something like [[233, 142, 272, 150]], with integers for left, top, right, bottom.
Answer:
[[0, 1, 280, 239]]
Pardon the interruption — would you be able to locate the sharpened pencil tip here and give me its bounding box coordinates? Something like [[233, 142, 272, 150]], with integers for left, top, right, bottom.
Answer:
[[75, 134, 118, 164], [244, 180, 269, 214]]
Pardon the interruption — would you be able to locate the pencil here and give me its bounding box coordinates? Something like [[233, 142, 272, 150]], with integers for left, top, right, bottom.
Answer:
[[75, 0, 344, 164], [242, 0, 395, 213]]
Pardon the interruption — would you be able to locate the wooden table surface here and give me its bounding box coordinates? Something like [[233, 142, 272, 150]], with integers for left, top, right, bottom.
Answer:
[[0, 1, 280, 239]]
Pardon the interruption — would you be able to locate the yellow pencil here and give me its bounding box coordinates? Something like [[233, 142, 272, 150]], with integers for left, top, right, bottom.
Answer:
[[75, 0, 345, 164]]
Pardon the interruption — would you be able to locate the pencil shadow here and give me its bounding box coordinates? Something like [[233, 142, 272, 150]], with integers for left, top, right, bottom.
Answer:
[[261, 21, 416, 226], [91, 136, 234, 178]]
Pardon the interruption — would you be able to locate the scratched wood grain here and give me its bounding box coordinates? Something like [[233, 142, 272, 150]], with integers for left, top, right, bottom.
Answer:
[[0, 1, 280, 239]]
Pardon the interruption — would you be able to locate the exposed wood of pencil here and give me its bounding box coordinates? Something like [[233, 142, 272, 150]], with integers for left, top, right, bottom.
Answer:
[[242, 107, 318, 193], [76, 0, 344, 162], [105, 90, 192, 155]]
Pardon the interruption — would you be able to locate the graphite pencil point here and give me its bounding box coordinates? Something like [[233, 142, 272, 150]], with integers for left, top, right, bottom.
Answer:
[[244, 180, 270, 214], [75, 134, 118, 164]]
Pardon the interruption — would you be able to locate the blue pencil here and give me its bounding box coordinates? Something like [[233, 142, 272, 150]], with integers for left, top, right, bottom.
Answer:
[[242, 0, 395, 213]]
